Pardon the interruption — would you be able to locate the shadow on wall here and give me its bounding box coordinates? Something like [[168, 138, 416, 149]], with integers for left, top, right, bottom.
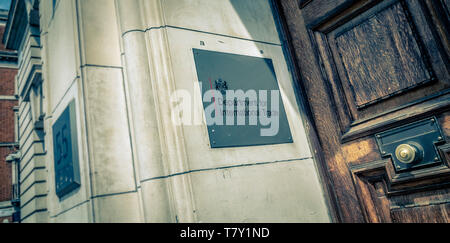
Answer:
[[229, 0, 307, 123], [229, 0, 280, 43]]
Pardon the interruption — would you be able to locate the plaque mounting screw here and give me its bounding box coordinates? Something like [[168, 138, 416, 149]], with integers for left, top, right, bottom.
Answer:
[[438, 136, 443, 141], [434, 157, 440, 161]]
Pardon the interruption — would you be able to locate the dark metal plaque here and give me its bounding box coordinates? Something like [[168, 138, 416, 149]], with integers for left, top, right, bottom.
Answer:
[[52, 100, 81, 198], [193, 49, 293, 148], [375, 117, 445, 173]]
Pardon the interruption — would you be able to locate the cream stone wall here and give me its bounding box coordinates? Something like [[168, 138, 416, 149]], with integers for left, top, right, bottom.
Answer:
[[15, 3, 47, 222], [40, 0, 91, 223], [116, 0, 332, 223], [31, 0, 332, 223], [40, 0, 142, 223]]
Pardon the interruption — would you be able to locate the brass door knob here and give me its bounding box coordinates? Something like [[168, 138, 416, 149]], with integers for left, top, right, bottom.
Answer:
[[395, 144, 420, 164]]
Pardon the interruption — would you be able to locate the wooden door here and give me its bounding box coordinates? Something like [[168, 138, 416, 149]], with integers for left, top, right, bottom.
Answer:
[[275, 0, 450, 222]]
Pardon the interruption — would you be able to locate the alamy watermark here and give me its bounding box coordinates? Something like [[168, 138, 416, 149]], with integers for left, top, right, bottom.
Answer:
[[171, 82, 282, 137]]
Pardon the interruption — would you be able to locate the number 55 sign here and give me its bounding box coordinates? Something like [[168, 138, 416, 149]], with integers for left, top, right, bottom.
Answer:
[[52, 100, 81, 199]]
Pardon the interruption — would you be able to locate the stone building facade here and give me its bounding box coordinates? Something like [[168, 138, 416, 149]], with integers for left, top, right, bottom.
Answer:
[[0, 6, 19, 223], [3, 0, 333, 223]]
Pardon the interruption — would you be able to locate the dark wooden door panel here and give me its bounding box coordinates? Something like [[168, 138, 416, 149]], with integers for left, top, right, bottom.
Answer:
[[308, 0, 449, 141], [276, 0, 450, 222], [391, 204, 450, 223], [349, 140, 450, 222]]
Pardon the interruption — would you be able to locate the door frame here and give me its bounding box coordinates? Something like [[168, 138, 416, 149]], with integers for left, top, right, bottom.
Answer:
[[269, 0, 342, 222], [269, 0, 450, 223]]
